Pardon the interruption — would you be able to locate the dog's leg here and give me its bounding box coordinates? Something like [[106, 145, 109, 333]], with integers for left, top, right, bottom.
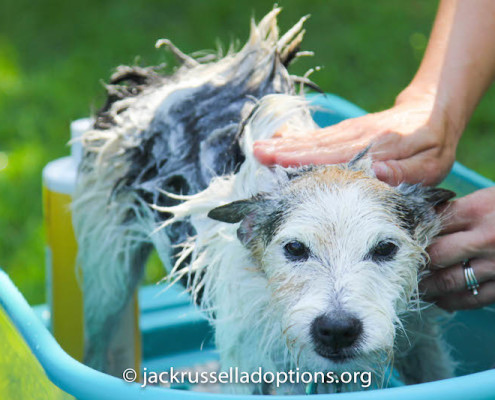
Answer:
[[82, 240, 151, 375], [73, 170, 159, 375], [394, 307, 455, 384]]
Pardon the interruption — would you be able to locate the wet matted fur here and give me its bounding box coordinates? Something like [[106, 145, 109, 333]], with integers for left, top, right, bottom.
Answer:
[[73, 8, 455, 395]]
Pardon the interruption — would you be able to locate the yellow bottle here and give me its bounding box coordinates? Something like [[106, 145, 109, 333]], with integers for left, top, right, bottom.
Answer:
[[42, 118, 89, 361], [42, 119, 141, 375]]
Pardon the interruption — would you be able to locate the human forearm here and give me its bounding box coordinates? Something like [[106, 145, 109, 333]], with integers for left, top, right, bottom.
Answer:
[[400, 0, 495, 138]]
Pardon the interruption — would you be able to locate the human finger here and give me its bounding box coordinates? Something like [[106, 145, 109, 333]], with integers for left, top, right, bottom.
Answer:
[[437, 192, 491, 235], [372, 148, 451, 186], [427, 229, 482, 267], [420, 259, 495, 299], [253, 116, 384, 165], [254, 128, 353, 155], [433, 280, 495, 311], [268, 141, 371, 167]]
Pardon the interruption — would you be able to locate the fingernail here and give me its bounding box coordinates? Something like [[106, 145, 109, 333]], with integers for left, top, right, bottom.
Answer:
[[258, 145, 275, 154], [372, 162, 390, 180], [253, 142, 263, 151]]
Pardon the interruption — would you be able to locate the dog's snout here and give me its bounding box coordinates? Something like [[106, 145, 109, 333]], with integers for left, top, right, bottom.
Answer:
[[311, 314, 362, 352]]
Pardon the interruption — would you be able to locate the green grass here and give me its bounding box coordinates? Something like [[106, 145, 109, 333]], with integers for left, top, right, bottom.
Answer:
[[0, 307, 68, 399], [1, 0, 494, 304]]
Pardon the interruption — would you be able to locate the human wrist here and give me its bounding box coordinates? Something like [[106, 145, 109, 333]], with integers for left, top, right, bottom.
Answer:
[[394, 83, 436, 107], [395, 83, 466, 142]]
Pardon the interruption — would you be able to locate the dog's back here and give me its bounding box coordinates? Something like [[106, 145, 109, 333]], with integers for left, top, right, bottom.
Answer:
[[72, 8, 310, 374]]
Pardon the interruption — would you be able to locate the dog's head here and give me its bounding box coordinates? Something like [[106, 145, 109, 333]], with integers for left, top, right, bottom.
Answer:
[[208, 155, 454, 372]]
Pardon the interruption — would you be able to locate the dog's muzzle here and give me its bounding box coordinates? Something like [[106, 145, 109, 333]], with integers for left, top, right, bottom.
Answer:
[[310, 313, 363, 362]]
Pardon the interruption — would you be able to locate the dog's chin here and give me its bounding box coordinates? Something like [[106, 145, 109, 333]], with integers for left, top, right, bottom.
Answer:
[[308, 347, 365, 371], [319, 352, 355, 364], [315, 348, 358, 364]]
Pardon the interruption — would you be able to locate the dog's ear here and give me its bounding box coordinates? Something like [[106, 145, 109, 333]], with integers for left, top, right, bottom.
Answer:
[[348, 145, 373, 175], [208, 197, 283, 248], [397, 184, 456, 208], [420, 187, 456, 207], [396, 184, 456, 245], [207, 199, 259, 223]]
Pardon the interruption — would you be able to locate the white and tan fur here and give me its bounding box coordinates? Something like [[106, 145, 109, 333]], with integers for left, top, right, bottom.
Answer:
[[154, 96, 455, 394], [73, 9, 455, 395]]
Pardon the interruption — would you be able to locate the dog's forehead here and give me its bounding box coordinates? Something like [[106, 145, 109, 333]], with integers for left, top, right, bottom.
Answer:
[[287, 164, 388, 192], [285, 165, 394, 201], [279, 165, 403, 238]]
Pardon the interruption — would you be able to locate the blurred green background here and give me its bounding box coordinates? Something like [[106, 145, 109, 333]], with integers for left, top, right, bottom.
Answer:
[[1, 0, 494, 305]]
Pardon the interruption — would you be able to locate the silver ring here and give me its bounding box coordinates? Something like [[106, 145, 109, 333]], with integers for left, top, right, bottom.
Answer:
[[462, 259, 479, 296]]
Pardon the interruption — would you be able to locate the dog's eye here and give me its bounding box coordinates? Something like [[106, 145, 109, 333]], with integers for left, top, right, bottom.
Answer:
[[371, 241, 398, 262], [284, 241, 309, 261]]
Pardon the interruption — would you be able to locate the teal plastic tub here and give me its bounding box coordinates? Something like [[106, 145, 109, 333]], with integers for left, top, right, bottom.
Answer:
[[1, 93, 494, 399]]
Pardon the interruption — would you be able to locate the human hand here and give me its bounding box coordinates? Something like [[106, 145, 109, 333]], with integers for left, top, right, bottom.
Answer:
[[254, 93, 462, 186], [420, 187, 495, 311]]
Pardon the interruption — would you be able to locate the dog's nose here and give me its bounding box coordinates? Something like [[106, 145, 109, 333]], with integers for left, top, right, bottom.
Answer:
[[311, 314, 362, 351]]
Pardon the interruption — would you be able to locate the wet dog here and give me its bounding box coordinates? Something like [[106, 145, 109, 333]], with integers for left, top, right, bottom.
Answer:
[[73, 9, 455, 394]]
